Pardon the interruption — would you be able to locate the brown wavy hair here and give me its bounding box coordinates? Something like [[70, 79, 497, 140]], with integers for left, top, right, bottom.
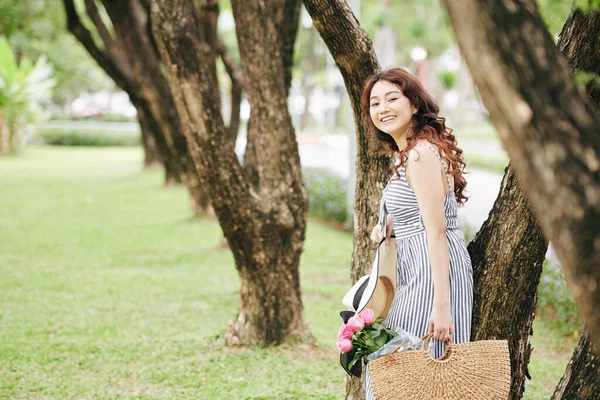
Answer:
[[360, 68, 468, 205]]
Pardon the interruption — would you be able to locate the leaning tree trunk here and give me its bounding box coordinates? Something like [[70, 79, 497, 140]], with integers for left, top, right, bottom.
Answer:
[[467, 166, 547, 399], [301, 1, 388, 397], [550, 8, 600, 398], [149, 0, 311, 346], [63, 0, 210, 214], [440, 0, 600, 350], [303, 1, 549, 399], [552, 327, 600, 399], [137, 105, 162, 168]]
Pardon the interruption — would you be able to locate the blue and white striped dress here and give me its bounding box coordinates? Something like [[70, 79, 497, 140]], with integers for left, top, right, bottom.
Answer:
[[364, 142, 473, 399]]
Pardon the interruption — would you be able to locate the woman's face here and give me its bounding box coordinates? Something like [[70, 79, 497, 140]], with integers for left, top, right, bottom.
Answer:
[[369, 80, 417, 137]]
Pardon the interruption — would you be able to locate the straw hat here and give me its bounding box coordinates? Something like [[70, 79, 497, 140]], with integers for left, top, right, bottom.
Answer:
[[339, 237, 397, 378], [342, 237, 397, 321]]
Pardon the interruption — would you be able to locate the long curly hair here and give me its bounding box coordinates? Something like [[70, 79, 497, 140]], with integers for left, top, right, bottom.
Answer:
[[360, 68, 468, 205]]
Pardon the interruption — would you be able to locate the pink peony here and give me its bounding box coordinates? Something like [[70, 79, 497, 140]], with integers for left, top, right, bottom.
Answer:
[[338, 323, 355, 340], [337, 338, 353, 353], [347, 315, 365, 332], [359, 309, 375, 325]]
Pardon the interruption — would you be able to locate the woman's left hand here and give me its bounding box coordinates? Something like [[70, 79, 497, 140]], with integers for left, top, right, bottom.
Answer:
[[428, 304, 454, 342]]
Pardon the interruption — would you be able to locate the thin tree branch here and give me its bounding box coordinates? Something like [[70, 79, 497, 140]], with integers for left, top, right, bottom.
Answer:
[[63, 0, 133, 90], [84, 0, 114, 49]]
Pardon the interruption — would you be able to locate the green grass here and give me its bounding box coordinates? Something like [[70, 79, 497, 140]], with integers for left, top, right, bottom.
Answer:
[[0, 146, 576, 399]]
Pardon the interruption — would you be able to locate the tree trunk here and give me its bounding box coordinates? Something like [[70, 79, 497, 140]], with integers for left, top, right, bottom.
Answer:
[[551, 327, 600, 399], [301, 1, 388, 396], [149, 0, 311, 346], [440, 0, 600, 350], [467, 166, 547, 399], [64, 0, 210, 214], [137, 105, 162, 167], [303, 1, 549, 399], [101, 0, 210, 212], [558, 8, 600, 112], [550, 9, 600, 398]]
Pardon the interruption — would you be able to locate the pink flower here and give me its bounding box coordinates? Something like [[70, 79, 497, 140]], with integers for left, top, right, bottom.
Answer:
[[337, 338, 353, 353], [359, 309, 375, 325], [338, 323, 354, 340], [347, 315, 365, 332], [358, 308, 375, 325]]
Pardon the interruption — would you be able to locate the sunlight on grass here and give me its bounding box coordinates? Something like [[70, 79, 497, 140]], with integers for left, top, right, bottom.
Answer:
[[0, 147, 575, 399]]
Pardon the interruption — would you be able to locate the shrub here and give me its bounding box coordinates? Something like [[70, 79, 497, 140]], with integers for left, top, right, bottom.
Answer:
[[37, 126, 140, 147], [536, 258, 582, 336], [303, 167, 348, 224]]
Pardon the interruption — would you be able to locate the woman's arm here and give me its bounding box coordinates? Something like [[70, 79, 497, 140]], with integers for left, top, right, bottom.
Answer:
[[406, 146, 453, 340]]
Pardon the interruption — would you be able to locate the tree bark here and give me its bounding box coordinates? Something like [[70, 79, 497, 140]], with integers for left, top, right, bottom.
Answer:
[[138, 105, 162, 168], [552, 327, 600, 399], [303, 1, 549, 399], [440, 0, 600, 350], [467, 166, 547, 399], [149, 0, 311, 346], [64, 0, 210, 214], [558, 8, 600, 111], [301, 2, 387, 397], [550, 9, 600, 398]]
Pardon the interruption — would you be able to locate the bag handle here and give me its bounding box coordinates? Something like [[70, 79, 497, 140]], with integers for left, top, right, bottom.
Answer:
[[420, 333, 454, 361], [382, 333, 454, 362]]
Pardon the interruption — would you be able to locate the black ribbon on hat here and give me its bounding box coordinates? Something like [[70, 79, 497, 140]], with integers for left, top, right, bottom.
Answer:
[[339, 311, 362, 378]]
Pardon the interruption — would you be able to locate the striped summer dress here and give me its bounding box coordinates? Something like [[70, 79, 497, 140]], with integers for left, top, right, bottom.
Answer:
[[364, 142, 474, 399]]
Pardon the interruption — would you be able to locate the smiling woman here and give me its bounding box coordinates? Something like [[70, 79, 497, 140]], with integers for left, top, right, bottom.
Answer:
[[359, 68, 474, 400]]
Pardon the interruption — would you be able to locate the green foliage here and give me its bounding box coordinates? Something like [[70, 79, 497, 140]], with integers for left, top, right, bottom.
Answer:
[[36, 125, 140, 146], [303, 167, 348, 224], [439, 70, 457, 90], [0, 34, 55, 153], [537, 0, 576, 36], [360, 0, 455, 59], [574, 0, 600, 13], [536, 259, 582, 336], [573, 70, 600, 91], [0, 0, 113, 107]]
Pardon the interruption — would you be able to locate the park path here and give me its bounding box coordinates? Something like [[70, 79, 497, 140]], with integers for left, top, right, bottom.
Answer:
[[290, 134, 505, 232]]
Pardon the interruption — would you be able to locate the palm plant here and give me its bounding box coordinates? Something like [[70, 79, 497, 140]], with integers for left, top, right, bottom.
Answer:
[[0, 35, 55, 154]]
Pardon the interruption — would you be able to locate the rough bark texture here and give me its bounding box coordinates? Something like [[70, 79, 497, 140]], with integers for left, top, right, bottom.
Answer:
[[551, 9, 600, 399], [552, 327, 600, 399], [63, 0, 209, 213], [467, 166, 547, 399], [149, 0, 311, 346], [558, 8, 600, 111], [441, 0, 600, 350], [301, 1, 388, 397]]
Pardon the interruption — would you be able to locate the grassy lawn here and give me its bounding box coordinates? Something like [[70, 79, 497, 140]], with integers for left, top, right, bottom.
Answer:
[[0, 147, 575, 399]]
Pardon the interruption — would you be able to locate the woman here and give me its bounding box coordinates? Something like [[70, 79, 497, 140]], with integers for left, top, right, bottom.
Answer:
[[360, 68, 473, 398]]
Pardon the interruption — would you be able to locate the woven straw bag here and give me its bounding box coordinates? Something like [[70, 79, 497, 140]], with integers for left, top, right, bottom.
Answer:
[[368, 333, 511, 399]]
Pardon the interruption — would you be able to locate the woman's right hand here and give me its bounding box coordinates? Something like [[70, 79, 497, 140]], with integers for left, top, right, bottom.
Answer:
[[370, 215, 393, 243]]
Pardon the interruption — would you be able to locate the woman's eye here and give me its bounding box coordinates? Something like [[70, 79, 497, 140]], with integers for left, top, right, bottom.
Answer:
[[370, 103, 379, 107], [389, 98, 398, 102]]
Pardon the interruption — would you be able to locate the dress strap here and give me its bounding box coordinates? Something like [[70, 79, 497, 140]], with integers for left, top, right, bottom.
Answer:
[[416, 142, 452, 192]]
